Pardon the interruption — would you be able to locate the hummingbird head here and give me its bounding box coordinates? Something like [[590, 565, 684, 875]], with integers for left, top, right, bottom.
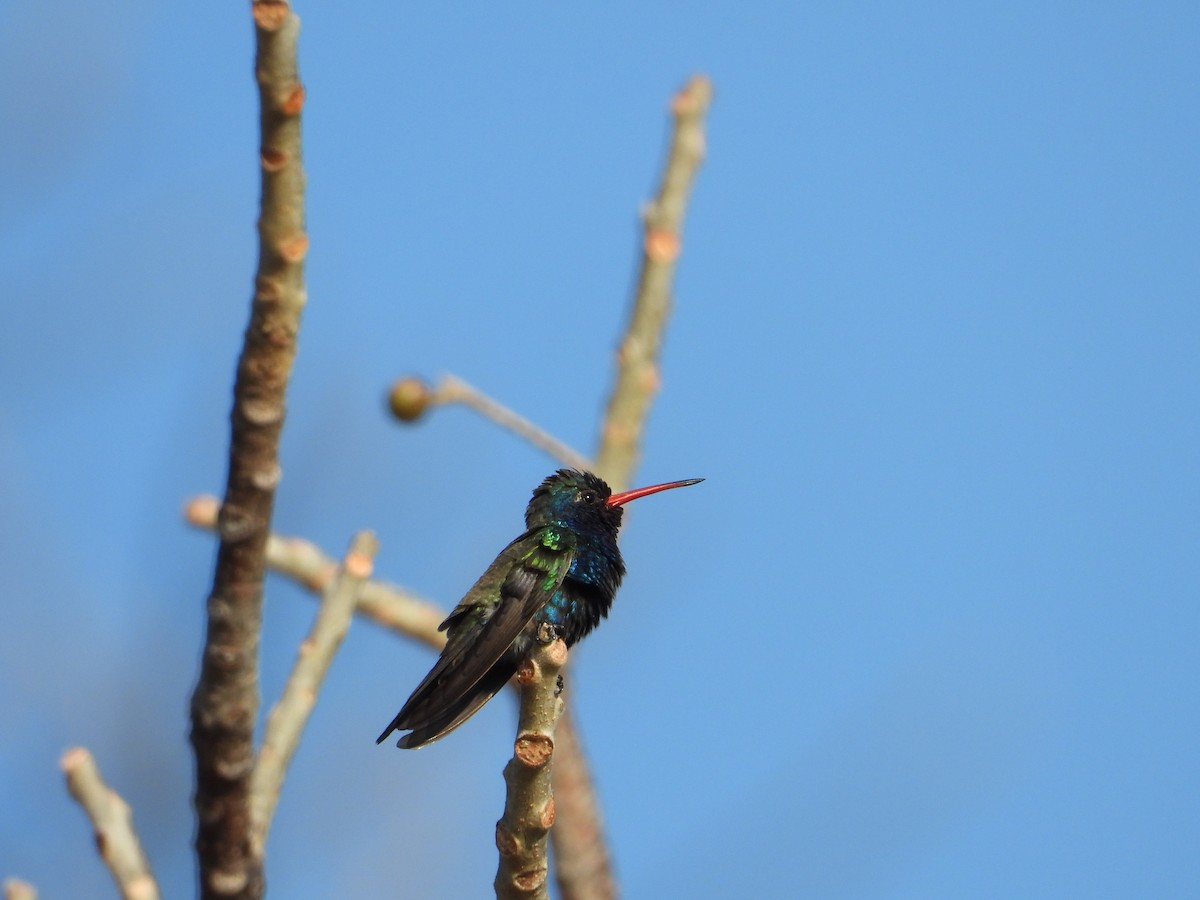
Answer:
[[527, 469, 622, 536], [525, 469, 704, 537]]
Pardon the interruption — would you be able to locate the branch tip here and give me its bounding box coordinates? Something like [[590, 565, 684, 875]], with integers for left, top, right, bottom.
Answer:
[[251, 1, 290, 32], [63, 747, 160, 900], [411, 373, 592, 470], [671, 74, 714, 116], [60, 745, 89, 772], [3, 879, 38, 900], [183, 495, 220, 526]]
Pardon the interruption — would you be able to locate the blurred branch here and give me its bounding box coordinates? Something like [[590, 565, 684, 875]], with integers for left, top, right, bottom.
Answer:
[[494, 634, 568, 900], [436, 375, 593, 470], [185, 496, 446, 646], [388, 374, 592, 471], [3, 879, 38, 900], [249, 531, 378, 853], [62, 748, 161, 900], [544, 74, 713, 900], [190, 3, 307, 897], [594, 74, 713, 489], [544, 707, 614, 900]]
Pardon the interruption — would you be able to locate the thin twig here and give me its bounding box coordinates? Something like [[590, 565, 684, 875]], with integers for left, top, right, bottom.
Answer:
[[185, 497, 445, 646], [3, 879, 39, 900], [62, 748, 161, 900], [249, 531, 379, 852], [594, 74, 713, 489], [494, 634, 568, 900], [435, 374, 592, 471], [190, 4, 307, 898]]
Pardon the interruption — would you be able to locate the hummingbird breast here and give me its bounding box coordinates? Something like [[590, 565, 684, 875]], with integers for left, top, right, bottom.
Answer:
[[532, 540, 624, 646], [534, 579, 611, 646]]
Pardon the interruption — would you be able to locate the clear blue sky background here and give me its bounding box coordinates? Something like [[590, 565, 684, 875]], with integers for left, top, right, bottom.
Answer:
[[2, 3, 1196, 898]]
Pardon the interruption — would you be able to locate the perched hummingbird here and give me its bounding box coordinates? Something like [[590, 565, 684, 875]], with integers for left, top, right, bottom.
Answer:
[[377, 468, 702, 749]]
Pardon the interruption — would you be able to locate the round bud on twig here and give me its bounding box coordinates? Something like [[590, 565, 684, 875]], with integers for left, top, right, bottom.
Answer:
[[387, 377, 433, 422]]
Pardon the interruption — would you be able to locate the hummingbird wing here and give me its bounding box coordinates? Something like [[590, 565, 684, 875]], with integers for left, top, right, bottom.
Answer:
[[391, 657, 518, 749], [376, 528, 575, 748]]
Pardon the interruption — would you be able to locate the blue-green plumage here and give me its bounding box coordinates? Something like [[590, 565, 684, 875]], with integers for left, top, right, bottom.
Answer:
[[377, 468, 701, 749]]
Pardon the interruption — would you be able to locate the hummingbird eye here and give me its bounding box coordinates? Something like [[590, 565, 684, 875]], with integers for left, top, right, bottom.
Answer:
[[580, 490, 598, 504]]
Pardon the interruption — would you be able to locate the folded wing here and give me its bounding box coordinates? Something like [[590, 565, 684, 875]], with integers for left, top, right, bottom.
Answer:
[[377, 529, 575, 748]]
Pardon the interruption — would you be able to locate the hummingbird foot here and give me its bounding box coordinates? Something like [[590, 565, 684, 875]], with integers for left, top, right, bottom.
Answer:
[[535, 621, 562, 644]]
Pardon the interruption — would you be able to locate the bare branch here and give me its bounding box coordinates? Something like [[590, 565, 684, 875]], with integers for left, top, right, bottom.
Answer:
[[62, 748, 161, 900], [249, 531, 378, 851], [549, 74, 713, 900], [189, 4, 307, 897], [4, 879, 39, 900], [436, 374, 593, 470], [594, 74, 713, 489], [388, 374, 592, 470], [185, 496, 445, 647], [545, 708, 617, 900], [494, 635, 568, 900]]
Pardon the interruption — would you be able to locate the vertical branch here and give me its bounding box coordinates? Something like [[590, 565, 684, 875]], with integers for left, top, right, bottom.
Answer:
[[495, 634, 569, 900], [249, 531, 378, 852], [545, 708, 614, 900], [189, 3, 306, 899], [549, 75, 713, 900], [62, 748, 161, 900], [594, 74, 713, 489]]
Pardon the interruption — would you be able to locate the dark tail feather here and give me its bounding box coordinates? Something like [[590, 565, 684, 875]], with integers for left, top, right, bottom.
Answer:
[[379, 659, 518, 749], [376, 712, 406, 745]]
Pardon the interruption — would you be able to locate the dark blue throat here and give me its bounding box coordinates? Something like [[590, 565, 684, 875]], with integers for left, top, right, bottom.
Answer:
[[535, 531, 625, 645]]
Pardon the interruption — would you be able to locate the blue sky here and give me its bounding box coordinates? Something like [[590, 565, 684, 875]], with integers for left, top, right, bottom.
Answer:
[[2, 2, 1196, 897]]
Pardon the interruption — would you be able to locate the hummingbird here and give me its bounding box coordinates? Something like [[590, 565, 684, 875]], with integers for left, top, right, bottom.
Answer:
[[377, 468, 702, 749]]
